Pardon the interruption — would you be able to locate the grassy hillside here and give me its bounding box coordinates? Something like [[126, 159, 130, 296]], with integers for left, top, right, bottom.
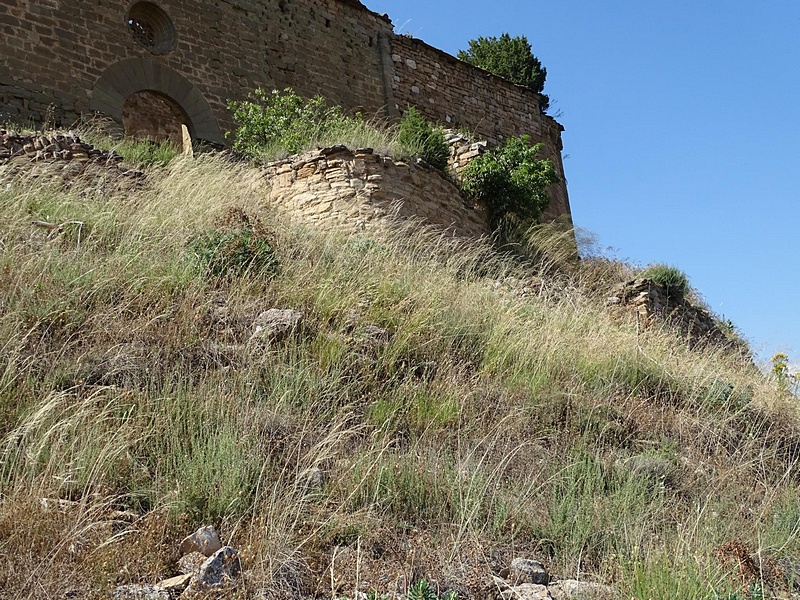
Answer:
[[1, 152, 799, 599]]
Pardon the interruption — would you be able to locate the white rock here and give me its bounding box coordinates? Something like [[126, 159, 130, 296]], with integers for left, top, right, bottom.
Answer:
[[250, 308, 304, 345], [548, 580, 615, 600], [180, 525, 222, 557], [156, 573, 192, 593], [500, 583, 552, 600]]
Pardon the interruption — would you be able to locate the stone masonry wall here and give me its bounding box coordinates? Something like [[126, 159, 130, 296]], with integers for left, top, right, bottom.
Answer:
[[263, 145, 489, 237], [389, 35, 571, 221], [0, 0, 392, 141], [1, 0, 571, 220]]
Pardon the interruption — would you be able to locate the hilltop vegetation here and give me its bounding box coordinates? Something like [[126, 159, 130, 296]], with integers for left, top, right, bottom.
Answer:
[[0, 133, 799, 600]]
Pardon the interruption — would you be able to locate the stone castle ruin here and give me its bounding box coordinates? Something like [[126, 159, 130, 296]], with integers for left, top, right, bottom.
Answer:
[[0, 0, 570, 219]]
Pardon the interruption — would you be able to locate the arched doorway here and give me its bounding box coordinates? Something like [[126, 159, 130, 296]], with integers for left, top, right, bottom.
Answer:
[[122, 90, 186, 146], [90, 58, 224, 147]]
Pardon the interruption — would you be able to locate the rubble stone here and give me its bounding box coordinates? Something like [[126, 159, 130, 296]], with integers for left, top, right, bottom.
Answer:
[[180, 525, 223, 557]]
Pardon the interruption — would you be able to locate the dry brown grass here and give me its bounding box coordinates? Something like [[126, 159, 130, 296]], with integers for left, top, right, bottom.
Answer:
[[1, 154, 799, 599]]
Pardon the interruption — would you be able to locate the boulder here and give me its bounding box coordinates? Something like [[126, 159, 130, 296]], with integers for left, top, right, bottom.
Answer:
[[510, 558, 549, 585], [500, 583, 552, 600], [183, 546, 242, 597], [178, 551, 207, 575], [250, 308, 304, 345], [156, 574, 192, 594], [180, 525, 222, 557], [548, 580, 615, 600]]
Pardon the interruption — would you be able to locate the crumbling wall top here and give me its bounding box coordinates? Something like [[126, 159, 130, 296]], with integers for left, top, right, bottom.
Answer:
[[333, 0, 393, 24]]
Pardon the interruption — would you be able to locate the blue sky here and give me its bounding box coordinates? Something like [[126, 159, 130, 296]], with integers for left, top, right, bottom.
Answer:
[[365, 0, 800, 365]]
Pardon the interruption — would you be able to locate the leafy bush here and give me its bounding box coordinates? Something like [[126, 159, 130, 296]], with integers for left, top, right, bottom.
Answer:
[[227, 87, 360, 158], [460, 135, 559, 243], [188, 228, 278, 278], [641, 264, 689, 303], [397, 107, 449, 171], [457, 33, 549, 112], [406, 579, 457, 600]]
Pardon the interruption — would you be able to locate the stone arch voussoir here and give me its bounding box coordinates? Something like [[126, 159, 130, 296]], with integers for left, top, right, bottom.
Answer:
[[90, 58, 224, 145]]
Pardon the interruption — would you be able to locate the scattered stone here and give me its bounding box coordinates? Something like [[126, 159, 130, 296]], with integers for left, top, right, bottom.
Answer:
[[548, 580, 615, 600], [343, 309, 360, 332], [298, 466, 325, 492], [180, 525, 223, 557], [112, 584, 170, 600], [183, 546, 242, 597], [156, 573, 193, 594], [361, 324, 390, 349], [250, 308, 304, 345], [179, 551, 207, 575], [510, 558, 549, 585], [500, 583, 552, 600]]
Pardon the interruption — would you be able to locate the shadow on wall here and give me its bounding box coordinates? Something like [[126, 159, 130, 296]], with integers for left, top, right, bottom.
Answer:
[[122, 90, 186, 146]]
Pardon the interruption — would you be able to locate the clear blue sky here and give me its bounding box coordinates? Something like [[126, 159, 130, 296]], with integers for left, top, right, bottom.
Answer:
[[365, 0, 800, 366]]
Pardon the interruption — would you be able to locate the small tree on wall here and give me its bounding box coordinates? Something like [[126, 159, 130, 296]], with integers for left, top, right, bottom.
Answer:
[[457, 33, 550, 113]]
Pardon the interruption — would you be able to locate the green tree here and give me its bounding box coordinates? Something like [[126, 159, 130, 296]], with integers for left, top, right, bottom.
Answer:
[[457, 33, 549, 112], [460, 135, 559, 243]]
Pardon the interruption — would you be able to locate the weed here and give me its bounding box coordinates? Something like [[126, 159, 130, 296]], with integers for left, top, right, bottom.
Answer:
[[0, 154, 798, 598], [406, 579, 457, 600], [641, 263, 689, 303], [187, 228, 278, 278], [397, 107, 449, 171]]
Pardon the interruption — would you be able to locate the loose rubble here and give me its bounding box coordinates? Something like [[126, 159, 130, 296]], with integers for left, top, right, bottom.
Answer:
[[0, 128, 144, 193], [113, 525, 242, 599], [249, 308, 305, 346], [491, 560, 614, 600], [180, 525, 223, 557], [609, 277, 746, 352]]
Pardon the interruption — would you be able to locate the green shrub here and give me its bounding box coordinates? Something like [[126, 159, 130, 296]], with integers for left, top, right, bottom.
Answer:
[[460, 135, 559, 243], [227, 87, 359, 159], [188, 228, 278, 278], [406, 579, 457, 600], [397, 107, 449, 171], [641, 264, 689, 303]]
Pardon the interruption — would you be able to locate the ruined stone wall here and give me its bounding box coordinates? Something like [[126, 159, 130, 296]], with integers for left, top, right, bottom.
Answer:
[[263, 145, 489, 237], [388, 35, 571, 221], [609, 278, 747, 354]]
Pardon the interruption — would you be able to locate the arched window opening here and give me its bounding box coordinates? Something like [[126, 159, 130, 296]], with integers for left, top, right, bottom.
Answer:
[[126, 2, 176, 55]]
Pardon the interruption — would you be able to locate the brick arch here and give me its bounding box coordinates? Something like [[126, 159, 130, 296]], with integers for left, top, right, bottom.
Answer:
[[90, 58, 224, 145]]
